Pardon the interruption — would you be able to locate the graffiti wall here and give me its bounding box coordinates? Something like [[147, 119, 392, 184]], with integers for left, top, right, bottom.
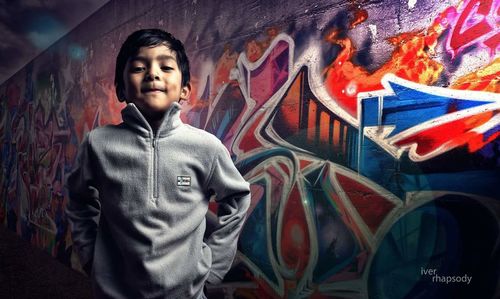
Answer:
[[0, 0, 498, 298]]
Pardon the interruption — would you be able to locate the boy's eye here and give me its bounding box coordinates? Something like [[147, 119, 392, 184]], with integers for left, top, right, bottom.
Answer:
[[131, 66, 146, 73], [161, 66, 173, 71]]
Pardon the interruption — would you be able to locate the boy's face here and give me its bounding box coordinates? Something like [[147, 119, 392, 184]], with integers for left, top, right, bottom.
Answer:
[[123, 44, 190, 120]]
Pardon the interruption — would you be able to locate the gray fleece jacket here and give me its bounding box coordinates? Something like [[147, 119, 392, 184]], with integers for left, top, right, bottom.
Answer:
[[66, 102, 251, 299]]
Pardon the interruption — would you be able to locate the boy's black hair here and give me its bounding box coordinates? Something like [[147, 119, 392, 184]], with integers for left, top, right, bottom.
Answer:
[[114, 28, 191, 102]]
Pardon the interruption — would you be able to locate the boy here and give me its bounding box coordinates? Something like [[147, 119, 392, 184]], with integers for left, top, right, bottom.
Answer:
[[66, 29, 251, 299]]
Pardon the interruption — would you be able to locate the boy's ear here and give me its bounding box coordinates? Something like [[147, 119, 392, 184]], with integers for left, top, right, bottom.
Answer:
[[180, 83, 192, 101]]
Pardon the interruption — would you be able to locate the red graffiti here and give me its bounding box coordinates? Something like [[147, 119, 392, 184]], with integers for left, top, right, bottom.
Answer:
[[393, 110, 499, 157], [336, 173, 396, 234], [446, 0, 500, 57], [280, 184, 310, 279]]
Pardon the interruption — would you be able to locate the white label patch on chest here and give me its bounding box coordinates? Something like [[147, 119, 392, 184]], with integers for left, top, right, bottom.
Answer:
[[177, 176, 191, 186]]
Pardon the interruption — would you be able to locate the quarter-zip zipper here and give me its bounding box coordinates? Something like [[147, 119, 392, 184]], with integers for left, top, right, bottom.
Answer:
[[152, 137, 159, 199]]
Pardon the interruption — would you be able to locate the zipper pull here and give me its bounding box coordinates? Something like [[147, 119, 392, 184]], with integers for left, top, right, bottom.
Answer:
[[152, 138, 156, 148]]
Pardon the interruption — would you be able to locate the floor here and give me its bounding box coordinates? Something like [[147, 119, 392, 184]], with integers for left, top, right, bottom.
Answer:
[[0, 226, 93, 299]]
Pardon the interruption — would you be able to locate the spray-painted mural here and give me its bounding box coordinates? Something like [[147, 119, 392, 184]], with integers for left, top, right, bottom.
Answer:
[[0, 0, 498, 298]]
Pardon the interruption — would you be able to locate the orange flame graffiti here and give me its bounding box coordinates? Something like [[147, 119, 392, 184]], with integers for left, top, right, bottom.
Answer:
[[323, 8, 447, 116], [451, 57, 500, 93]]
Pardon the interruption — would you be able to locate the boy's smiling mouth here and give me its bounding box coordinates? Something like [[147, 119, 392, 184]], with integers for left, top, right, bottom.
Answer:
[[141, 87, 166, 93]]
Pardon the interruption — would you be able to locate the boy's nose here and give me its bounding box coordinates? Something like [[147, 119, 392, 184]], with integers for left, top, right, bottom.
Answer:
[[145, 66, 160, 81], [146, 73, 160, 81], [145, 71, 160, 81]]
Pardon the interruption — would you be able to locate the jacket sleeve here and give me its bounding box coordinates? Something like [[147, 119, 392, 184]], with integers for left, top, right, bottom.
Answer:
[[205, 142, 251, 284], [65, 133, 101, 273]]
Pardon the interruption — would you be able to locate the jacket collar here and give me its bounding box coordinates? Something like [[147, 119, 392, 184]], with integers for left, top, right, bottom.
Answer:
[[121, 101, 182, 138]]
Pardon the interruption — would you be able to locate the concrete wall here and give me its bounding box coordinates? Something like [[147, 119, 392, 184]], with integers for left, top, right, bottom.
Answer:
[[1, 0, 499, 298]]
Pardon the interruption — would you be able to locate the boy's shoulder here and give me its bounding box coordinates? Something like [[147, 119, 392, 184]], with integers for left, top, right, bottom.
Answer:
[[178, 124, 223, 149], [91, 123, 126, 134], [85, 123, 226, 153], [85, 123, 128, 142]]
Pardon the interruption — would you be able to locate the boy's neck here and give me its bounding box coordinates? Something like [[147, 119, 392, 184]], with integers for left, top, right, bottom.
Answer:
[[131, 102, 179, 135], [149, 118, 162, 135], [143, 104, 177, 135]]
